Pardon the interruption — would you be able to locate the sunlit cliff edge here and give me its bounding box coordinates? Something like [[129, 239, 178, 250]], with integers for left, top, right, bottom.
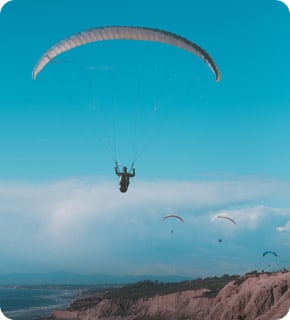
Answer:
[[49, 271, 290, 320]]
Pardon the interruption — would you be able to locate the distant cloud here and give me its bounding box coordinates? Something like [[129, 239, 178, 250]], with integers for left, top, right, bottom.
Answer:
[[277, 221, 290, 232], [0, 176, 289, 275]]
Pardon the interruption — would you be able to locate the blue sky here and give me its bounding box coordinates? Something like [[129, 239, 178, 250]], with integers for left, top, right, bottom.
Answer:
[[0, 0, 290, 278]]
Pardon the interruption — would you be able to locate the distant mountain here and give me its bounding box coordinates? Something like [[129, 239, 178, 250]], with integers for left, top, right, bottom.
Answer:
[[0, 271, 191, 285]]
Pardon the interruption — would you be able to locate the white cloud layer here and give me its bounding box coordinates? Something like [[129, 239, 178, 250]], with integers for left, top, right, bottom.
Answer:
[[0, 176, 290, 276]]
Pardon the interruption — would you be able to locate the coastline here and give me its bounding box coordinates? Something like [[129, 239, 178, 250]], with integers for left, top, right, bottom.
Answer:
[[47, 271, 290, 320]]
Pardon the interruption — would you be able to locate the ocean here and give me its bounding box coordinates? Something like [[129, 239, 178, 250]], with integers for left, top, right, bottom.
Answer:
[[0, 285, 85, 320]]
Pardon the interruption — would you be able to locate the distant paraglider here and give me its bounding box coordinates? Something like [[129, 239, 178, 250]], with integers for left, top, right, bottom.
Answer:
[[162, 214, 184, 223], [216, 215, 237, 225], [262, 251, 278, 258], [262, 251, 279, 270], [212, 214, 237, 243], [162, 214, 184, 234]]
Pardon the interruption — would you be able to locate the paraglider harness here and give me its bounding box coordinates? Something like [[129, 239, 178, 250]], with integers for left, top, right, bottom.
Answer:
[[115, 161, 135, 193]]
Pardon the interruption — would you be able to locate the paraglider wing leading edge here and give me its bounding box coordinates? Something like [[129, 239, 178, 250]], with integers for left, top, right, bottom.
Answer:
[[32, 26, 220, 82]]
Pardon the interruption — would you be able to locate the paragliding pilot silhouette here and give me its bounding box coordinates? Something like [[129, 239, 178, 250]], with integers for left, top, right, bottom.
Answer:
[[115, 162, 135, 193]]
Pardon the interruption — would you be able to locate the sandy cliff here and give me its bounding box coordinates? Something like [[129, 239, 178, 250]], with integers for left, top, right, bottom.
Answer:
[[209, 272, 290, 320], [50, 271, 290, 320]]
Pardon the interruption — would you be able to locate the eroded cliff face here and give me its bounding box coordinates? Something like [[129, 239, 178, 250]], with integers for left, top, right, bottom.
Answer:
[[209, 272, 290, 320], [51, 271, 290, 320]]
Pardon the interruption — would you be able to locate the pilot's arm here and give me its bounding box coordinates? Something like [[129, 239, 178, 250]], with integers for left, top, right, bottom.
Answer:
[[129, 168, 135, 177], [115, 166, 121, 176]]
